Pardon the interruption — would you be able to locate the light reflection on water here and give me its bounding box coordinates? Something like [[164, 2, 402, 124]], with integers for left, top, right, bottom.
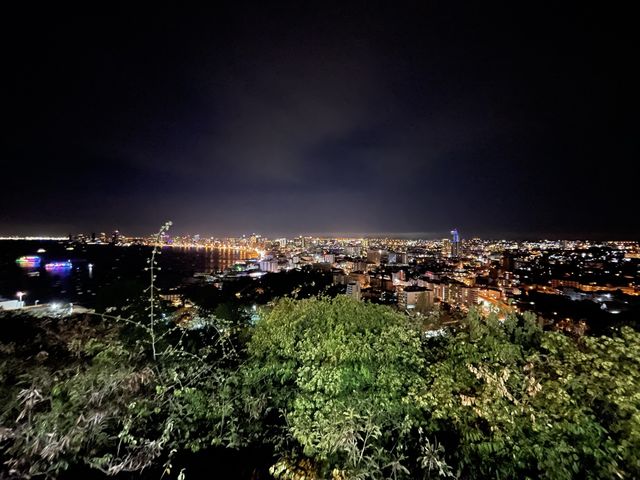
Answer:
[[164, 246, 256, 273], [1, 242, 254, 307]]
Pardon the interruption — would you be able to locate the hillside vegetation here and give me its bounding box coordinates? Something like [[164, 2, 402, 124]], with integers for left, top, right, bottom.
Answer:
[[1, 297, 638, 479]]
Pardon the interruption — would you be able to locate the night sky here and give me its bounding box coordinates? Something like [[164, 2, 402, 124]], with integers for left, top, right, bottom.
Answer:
[[2, 3, 637, 239]]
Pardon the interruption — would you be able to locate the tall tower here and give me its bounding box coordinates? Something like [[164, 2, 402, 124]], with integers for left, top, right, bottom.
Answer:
[[450, 228, 460, 258]]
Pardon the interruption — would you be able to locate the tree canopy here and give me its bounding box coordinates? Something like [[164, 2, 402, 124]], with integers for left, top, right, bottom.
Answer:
[[419, 311, 640, 479], [1, 298, 639, 479], [245, 296, 425, 478]]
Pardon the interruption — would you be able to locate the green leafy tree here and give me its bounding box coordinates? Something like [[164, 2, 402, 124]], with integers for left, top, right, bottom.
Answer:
[[245, 296, 428, 479], [418, 309, 640, 479], [0, 310, 246, 477], [534, 327, 640, 477]]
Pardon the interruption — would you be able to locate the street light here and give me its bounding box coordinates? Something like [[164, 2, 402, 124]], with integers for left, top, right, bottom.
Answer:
[[16, 291, 25, 307]]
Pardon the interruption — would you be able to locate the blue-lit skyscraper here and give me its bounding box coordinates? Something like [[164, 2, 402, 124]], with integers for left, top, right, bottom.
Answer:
[[450, 228, 460, 258]]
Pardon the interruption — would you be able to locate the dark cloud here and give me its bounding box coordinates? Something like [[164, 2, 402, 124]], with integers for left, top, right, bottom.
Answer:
[[1, 3, 637, 238]]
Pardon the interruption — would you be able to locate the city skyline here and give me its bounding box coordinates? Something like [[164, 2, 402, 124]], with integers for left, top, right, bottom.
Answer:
[[3, 231, 640, 242], [4, 229, 638, 244], [2, 4, 636, 238]]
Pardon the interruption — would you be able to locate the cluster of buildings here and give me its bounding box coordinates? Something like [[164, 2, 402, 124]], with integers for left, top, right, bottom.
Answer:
[[206, 232, 639, 319], [58, 229, 640, 319]]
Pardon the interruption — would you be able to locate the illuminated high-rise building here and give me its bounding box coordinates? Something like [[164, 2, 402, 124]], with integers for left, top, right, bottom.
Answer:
[[441, 238, 451, 258], [346, 281, 361, 301], [398, 286, 433, 312], [451, 228, 460, 258], [259, 259, 279, 273], [344, 245, 360, 257], [367, 249, 383, 265]]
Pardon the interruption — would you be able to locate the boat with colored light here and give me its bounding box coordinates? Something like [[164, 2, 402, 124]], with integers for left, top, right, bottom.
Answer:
[[16, 256, 41, 267], [45, 261, 73, 270]]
